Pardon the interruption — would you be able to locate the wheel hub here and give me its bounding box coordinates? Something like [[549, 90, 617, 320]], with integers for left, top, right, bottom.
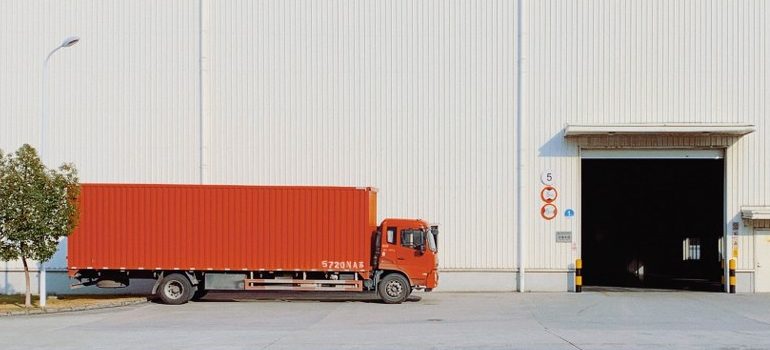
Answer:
[[386, 280, 403, 297], [164, 281, 184, 300]]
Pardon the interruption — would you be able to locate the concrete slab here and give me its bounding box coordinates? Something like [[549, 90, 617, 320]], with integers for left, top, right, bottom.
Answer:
[[0, 292, 769, 349]]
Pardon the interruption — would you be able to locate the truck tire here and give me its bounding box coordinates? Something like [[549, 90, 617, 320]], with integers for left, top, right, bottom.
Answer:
[[157, 273, 192, 305], [378, 273, 410, 304]]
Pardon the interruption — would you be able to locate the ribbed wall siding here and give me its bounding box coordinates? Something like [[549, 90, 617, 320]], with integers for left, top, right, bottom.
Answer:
[[204, 1, 518, 270], [0, 1, 769, 290], [526, 0, 769, 125], [0, 1, 200, 272], [0, 1, 200, 183], [524, 1, 770, 271]]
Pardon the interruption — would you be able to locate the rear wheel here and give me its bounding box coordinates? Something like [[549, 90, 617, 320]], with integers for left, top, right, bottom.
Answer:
[[378, 274, 410, 304], [158, 273, 192, 305]]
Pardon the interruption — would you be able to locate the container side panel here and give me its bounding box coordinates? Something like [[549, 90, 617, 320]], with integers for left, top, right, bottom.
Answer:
[[69, 184, 376, 272], [369, 191, 378, 228]]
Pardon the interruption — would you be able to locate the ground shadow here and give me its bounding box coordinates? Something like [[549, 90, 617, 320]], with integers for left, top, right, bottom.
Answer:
[[188, 291, 422, 304]]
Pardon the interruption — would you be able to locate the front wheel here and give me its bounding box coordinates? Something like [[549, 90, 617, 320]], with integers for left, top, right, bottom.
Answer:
[[157, 273, 192, 305], [378, 274, 411, 304]]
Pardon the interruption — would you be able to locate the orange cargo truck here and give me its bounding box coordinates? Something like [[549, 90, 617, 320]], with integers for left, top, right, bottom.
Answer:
[[68, 184, 439, 304]]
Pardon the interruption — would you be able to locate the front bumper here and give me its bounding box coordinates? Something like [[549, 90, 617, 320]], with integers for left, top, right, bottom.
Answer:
[[426, 269, 439, 289]]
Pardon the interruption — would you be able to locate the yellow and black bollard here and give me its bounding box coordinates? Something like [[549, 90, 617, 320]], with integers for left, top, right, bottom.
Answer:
[[729, 258, 736, 294], [575, 259, 582, 293]]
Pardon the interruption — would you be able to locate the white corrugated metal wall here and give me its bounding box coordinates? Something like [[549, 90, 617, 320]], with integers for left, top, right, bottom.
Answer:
[[524, 0, 769, 290], [0, 1, 201, 293], [0, 1, 200, 184], [0, 1, 768, 293], [204, 0, 518, 272]]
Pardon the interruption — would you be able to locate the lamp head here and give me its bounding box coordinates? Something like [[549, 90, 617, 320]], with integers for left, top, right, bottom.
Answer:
[[61, 36, 80, 48]]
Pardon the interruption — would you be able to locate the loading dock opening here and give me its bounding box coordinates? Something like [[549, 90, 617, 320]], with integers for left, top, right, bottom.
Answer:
[[581, 156, 724, 291]]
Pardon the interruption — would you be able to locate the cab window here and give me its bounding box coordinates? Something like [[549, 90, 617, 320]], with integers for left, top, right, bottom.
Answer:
[[386, 227, 397, 244], [401, 229, 425, 249]]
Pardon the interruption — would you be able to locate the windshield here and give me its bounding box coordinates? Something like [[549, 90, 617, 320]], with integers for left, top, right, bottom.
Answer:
[[426, 228, 437, 252]]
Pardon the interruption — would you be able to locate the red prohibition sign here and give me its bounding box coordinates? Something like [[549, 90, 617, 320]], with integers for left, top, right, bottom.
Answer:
[[540, 186, 558, 203], [541, 204, 558, 220]]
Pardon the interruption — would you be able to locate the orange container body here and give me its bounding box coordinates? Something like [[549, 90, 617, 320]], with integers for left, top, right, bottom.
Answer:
[[68, 184, 378, 276]]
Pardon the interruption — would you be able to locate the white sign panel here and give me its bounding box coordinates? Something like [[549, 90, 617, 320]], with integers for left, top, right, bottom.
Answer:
[[540, 170, 554, 185], [556, 231, 572, 243]]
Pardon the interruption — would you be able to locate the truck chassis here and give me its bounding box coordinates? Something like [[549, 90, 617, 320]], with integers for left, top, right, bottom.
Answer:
[[72, 268, 414, 304]]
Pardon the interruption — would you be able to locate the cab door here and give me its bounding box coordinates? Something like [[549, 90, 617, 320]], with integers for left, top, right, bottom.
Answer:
[[393, 227, 434, 286]]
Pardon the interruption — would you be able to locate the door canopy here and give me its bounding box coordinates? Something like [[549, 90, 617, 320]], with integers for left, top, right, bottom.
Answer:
[[564, 123, 755, 149]]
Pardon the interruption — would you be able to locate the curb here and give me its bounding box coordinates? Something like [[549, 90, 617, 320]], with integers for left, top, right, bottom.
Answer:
[[0, 298, 149, 317]]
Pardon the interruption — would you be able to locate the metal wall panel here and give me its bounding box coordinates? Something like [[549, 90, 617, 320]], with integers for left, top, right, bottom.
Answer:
[[204, 0, 519, 270], [0, 1, 200, 184], [524, 0, 770, 272], [0, 1, 200, 272], [1, 1, 768, 291]]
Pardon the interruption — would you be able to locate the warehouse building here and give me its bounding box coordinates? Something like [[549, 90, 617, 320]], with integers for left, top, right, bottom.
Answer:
[[1, 1, 768, 294]]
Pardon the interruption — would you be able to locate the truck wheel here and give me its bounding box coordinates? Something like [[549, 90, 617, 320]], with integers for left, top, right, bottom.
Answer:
[[378, 274, 410, 304], [158, 273, 192, 305]]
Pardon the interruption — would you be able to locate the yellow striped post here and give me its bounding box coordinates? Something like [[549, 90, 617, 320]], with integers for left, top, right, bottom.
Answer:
[[575, 259, 582, 293], [729, 258, 736, 294]]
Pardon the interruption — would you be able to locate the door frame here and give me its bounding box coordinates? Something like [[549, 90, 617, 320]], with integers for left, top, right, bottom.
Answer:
[[754, 229, 770, 292], [577, 147, 728, 290]]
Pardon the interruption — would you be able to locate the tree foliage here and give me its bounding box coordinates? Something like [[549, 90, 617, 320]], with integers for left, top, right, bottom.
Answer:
[[0, 144, 79, 306]]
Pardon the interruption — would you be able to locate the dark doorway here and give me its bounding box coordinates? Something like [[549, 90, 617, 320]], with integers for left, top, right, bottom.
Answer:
[[582, 158, 724, 291]]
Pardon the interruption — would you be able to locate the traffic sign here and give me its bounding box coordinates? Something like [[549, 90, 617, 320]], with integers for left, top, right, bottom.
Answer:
[[540, 170, 554, 185], [540, 186, 558, 203], [541, 204, 558, 220]]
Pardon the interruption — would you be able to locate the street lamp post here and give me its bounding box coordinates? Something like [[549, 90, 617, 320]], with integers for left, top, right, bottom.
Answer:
[[40, 35, 80, 308], [42, 36, 79, 158]]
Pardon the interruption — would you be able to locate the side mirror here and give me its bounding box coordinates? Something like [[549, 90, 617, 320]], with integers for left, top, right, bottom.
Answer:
[[431, 225, 439, 249]]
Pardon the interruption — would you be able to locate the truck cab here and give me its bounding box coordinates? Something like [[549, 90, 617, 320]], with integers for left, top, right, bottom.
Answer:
[[375, 219, 439, 303]]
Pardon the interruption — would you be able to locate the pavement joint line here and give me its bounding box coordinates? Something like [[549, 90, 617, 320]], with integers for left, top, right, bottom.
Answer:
[[525, 297, 585, 350], [0, 298, 149, 317], [2, 293, 770, 348]]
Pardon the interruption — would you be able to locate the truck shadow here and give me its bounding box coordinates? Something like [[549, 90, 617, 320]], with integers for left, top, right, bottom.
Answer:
[[192, 291, 422, 304]]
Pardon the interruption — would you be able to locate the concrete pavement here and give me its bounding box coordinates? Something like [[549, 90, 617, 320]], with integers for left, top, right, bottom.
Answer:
[[1, 291, 770, 349]]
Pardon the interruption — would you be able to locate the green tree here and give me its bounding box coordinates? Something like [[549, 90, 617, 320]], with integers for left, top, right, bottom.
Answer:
[[0, 144, 79, 307]]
